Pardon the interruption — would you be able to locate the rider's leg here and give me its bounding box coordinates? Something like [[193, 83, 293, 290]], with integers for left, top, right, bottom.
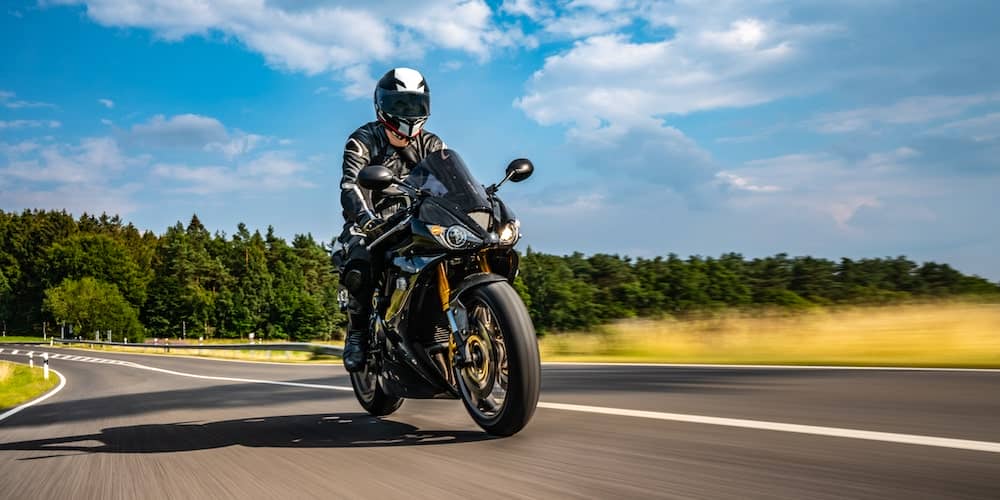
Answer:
[[342, 243, 373, 372]]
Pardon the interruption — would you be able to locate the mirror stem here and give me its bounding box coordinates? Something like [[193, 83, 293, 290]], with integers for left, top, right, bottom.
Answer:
[[489, 172, 515, 195]]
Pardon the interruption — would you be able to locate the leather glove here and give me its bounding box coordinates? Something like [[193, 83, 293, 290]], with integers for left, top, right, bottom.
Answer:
[[357, 212, 383, 233]]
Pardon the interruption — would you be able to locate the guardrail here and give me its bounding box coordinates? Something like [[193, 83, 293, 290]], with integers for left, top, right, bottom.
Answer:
[[42, 338, 344, 356]]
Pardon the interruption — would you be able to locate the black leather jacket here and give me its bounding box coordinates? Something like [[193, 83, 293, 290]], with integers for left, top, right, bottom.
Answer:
[[340, 121, 446, 224]]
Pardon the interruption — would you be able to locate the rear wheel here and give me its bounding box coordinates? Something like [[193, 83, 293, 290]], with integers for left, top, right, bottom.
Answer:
[[349, 347, 403, 416], [454, 281, 540, 436]]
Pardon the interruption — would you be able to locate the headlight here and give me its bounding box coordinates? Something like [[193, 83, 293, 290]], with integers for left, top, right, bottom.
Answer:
[[445, 225, 472, 248], [498, 220, 520, 244], [428, 224, 480, 249]]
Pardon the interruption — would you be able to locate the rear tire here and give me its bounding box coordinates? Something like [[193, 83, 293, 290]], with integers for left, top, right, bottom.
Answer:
[[350, 356, 403, 417], [456, 281, 540, 436]]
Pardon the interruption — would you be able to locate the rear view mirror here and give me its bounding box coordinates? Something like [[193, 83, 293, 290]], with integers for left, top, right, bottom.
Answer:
[[505, 159, 534, 183], [358, 165, 395, 191]]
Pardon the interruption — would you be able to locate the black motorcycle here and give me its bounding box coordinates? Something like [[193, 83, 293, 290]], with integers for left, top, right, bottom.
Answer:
[[338, 149, 540, 436]]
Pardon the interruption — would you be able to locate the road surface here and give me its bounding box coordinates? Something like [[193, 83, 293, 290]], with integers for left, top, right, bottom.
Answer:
[[1, 346, 999, 499]]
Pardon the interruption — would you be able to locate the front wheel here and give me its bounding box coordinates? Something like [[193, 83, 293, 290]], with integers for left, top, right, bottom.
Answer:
[[454, 281, 541, 436]]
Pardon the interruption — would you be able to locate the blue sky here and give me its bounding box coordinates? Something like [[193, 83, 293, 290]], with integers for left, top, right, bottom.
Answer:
[[2, 0, 999, 279]]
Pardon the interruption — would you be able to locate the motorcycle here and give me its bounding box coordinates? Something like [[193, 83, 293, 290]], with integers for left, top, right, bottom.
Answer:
[[336, 149, 540, 436]]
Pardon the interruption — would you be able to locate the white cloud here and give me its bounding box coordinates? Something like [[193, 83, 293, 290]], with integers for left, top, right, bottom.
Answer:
[[98, 98, 114, 109], [567, 0, 635, 13], [714, 172, 781, 193], [127, 113, 283, 160], [0, 136, 140, 185], [130, 113, 228, 148], [0, 90, 55, 109], [339, 64, 376, 100], [0, 120, 61, 129], [542, 12, 632, 38], [152, 151, 314, 195], [500, 0, 552, 20], [699, 18, 769, 50], [513, 12, 821, 200], [0, 141, 42, 156], [45, 1, 525, 90], [810, 93, 1000, 133], [0, 183, 142, 217], [929, 112, 1000, 142], [516, 20, 812, 130], [204, 131, 266, 160], [723, 148, 930, 230]]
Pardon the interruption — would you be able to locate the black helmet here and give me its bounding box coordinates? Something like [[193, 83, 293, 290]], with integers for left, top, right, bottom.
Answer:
[[374, 67, 430, 139]]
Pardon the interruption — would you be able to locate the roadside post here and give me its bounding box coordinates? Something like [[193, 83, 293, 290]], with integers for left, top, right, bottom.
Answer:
[[43, 352, 49, 380], [28, 352, 34, 368]]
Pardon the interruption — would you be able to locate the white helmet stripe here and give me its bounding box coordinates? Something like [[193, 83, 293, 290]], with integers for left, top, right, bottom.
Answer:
[[393, 67, 425, 91]]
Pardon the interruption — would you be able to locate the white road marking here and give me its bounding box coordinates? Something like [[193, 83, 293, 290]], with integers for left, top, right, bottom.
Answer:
[[0, 368, 66, 423], [537, 402, 1000, 454], [11, 350, 19, 355], [543, 362, 1000, 373], [7, 349, 998, 453], [113, 360, 354, 391]]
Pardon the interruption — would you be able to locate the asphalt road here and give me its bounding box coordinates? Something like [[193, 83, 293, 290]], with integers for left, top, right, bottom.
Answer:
[[2, 346, 999, 499]]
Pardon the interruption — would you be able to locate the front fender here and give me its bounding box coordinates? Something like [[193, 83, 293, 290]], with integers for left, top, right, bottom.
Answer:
[[450, 272, 508, 304]]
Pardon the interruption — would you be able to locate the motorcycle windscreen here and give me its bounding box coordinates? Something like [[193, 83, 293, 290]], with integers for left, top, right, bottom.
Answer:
[[406, 149, 491, 215]]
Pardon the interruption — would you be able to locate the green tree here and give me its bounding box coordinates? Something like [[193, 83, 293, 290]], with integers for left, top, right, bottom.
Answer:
[[44, 277, 144, 341], [43, 234, 149, 307], [520, 249, 600, 332]]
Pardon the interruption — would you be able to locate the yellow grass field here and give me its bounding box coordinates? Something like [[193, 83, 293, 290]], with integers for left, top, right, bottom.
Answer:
[[539, 302, 1000, 367]]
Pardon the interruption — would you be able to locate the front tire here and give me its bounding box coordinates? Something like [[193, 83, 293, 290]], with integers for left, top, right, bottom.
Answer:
[[455, 281, 540, 436]]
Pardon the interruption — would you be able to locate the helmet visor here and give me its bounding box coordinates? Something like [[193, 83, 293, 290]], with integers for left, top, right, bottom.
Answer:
[[377, 90, 430, 118]]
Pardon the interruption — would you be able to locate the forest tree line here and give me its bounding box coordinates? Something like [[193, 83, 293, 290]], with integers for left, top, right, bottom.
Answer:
[[1, 209, 998, 340]]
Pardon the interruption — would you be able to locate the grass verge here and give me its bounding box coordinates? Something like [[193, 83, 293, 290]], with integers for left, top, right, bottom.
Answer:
[[0, 361, 60, 410], [0, 336, 46, 343], [538, 302, 1000, 368]]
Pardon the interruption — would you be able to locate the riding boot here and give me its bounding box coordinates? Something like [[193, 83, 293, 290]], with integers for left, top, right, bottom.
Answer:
[[342, 312, 369, 372]]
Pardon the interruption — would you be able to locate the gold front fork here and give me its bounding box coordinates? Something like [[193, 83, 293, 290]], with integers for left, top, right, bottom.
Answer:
[[437, 261, 450, 311], [477, 252, 491, 274], [438, 261, 458, 376]]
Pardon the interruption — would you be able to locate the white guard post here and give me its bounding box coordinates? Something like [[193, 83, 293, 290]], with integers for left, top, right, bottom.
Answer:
[[43, 352, 49, 380]]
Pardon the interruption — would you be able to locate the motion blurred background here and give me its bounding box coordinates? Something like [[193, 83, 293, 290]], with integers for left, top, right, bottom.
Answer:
[[2, 1, 999, 366]]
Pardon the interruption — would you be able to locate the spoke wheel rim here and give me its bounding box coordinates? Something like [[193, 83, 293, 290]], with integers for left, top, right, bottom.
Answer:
[[456, 298, 509, 421]]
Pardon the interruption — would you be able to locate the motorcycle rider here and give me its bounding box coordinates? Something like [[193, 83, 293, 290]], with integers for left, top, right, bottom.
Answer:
[[338, 67, 446, 372]]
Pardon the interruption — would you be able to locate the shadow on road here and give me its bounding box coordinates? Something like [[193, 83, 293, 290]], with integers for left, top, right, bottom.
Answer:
[[1, 377, 353, 429], [0, 413, 495, 457]]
